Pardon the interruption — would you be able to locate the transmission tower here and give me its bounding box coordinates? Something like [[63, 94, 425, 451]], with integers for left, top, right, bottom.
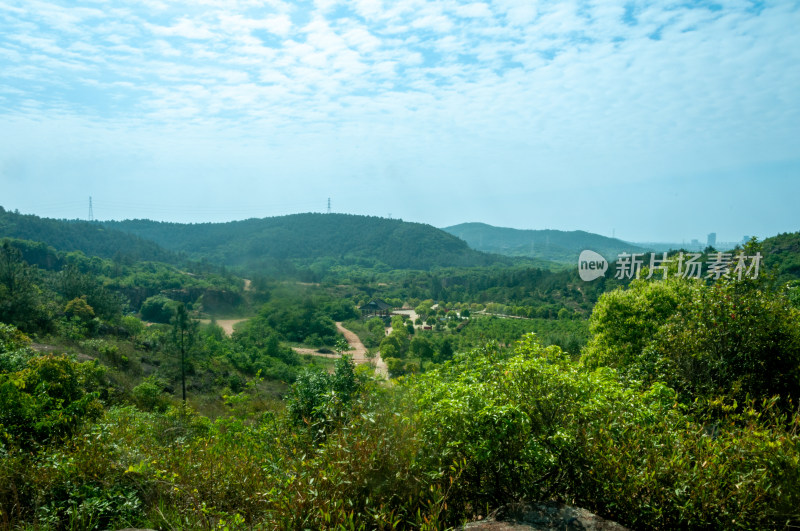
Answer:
[[88, 197, 94, 222], [327, 197, 331, 214]]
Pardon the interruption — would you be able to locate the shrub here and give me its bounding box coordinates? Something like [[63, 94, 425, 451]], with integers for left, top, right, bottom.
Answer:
[[582, 277, 800, 407], [132, 376, 170, 412], [0, 355, 107, 450]]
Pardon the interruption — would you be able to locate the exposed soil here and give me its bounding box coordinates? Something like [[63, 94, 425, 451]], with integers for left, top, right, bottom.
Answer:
[[199, 318, 248, 336], [294, 322, 388, 378]]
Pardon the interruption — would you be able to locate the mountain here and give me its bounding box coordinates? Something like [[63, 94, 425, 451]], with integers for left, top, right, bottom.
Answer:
[[0, 206, 175, 263], [104, 213, 508, 271], [441, 222, 648, 264], [762, 231, 800, 282]]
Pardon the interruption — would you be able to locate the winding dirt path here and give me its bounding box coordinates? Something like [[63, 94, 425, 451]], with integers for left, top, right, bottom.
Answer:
[[293, 322, 388, 379], [199, 318, 248, 336]]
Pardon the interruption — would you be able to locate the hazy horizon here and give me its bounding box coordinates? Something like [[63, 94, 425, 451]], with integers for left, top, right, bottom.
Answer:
[[0, 203, 770, 246], [1, 1, 798, 243]]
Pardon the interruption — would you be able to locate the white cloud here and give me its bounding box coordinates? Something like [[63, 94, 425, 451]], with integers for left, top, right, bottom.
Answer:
[[1, 0, 798, 237], [149, 18, 216, 40], [494, 0, 538, 26], [453, 2, 492, 19]]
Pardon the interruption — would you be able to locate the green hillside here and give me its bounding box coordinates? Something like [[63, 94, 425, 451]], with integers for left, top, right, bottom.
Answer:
[[442, 222, 648, 264], [105, 213, 508, 272], [0, 207, 175, 263], [762, 231, 800, 282]]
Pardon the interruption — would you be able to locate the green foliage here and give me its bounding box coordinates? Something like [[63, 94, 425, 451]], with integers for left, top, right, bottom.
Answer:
[[456, 315, 589, 355], [582, 278, 694, 371], [132, 376, 170, 412], [0, 322, 36, 372], [572, 384, 800, 529], [139, 294, 180, 323], [1, 334, 798, 530], [228, 318, 300, 375], [54, 263, 125, 321], [762, 231, 800, 283], [0, 354, 107, 450], [409, 335, 434, 361], [65, 296, 95, 321], [442, 222, 648, 265], [0, 241, 45, 332], [345, 316, 387, 348], [256, 288, 339, 345], [402, 334, 800, 528], [286, 355, 364, 441], [0, 209, 176, 263], [119, 314, 144, 338], [384, 357, 406, 377], [105, 213, 506, 273], [582, 277, 800, 406], [380, 327, 409, 359]]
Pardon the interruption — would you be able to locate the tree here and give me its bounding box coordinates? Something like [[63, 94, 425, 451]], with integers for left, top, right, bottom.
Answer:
[[0, 242, 40, 330], [582, 277, 800, 407], [172, 303, 197, 402], [141, 295, 180, 323], [409, 335, 434, 362], [65, 296, 95, 321], [380, 328, 409, 359], [435, 337, 454, 363]]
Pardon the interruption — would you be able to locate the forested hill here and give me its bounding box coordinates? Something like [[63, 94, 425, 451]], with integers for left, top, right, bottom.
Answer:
[[105, 213, 508, 271], [0, 207, 175, 263], [442, 222, 647, 264], [762, 231, 800, 282]]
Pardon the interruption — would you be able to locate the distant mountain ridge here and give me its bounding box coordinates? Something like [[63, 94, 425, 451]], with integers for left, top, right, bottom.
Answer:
[[104, 213, 508, 271], [0, 206, 175, 263], [442, 222, 648, 264]]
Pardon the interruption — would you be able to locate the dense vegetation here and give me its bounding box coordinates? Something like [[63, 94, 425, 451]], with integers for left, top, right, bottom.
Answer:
[[1, 212, 799, 529], [0, 208, 175, 264], [105, 214, 510, 272], [762, 231, 800, 283], [442, 222, 647, 264]]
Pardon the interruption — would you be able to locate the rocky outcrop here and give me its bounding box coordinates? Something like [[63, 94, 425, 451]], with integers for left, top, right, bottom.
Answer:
[[462, 502, 629, 531]]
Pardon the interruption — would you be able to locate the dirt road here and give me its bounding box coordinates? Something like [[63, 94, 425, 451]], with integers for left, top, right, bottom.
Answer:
[[293, 322, 388, 378], [199, 318, 248, 336]]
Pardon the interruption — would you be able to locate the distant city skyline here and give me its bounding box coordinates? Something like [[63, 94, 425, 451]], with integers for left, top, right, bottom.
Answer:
[[1, 1, 798, 243]]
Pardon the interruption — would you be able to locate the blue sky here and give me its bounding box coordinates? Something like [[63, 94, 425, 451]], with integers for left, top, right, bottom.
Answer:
[[1, 0, 798, 243]]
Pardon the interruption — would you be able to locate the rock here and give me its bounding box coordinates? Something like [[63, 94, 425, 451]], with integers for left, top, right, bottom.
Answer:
[[462, 502, 629, 531]]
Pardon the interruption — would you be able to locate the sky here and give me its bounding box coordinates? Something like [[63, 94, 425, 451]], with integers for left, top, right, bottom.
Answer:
[[1, 0, 798, 243]]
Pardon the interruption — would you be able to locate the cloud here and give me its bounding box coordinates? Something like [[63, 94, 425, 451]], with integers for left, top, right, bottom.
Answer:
[[148, 18, 216, 39], [453, 3, 492, 19], [0, 0, 798, 237]]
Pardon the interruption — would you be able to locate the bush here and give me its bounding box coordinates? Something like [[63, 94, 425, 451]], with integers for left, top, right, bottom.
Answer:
[[139, 295, 179, 324], [0, 355, 107, 450], [582, 277, 800, 407], [286, 355, 364, 441], [401, 334, 800, 528], [132, 376, 170, 412], [0, 322, 35, 372]]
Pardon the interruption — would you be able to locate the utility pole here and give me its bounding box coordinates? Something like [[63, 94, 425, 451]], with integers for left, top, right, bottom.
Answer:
[[88, 197, 93, 222], [327, 197, 331, 214]]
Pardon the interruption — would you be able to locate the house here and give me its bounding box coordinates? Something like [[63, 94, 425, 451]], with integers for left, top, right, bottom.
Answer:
[[359, 299, 393, 319]]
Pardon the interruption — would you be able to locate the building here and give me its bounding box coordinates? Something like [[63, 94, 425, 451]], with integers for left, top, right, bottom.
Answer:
[[359, 299, 392, 319]]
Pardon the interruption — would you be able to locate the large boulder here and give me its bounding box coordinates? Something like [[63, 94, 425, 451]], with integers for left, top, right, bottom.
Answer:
[[462, 502, 628, 531]]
